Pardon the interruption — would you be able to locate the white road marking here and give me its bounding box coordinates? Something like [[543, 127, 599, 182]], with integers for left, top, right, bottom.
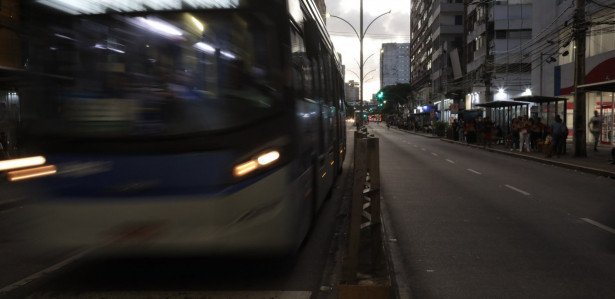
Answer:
[[581, 218, 615, 234], [413, 145, 418, 148], [421, 148, 427, 151], [467, 169, 482, 175], [505, 184, 531, 196], [431, 153, 439, 157], [22, 291, 312, 299], [446, 159, 456, 164]]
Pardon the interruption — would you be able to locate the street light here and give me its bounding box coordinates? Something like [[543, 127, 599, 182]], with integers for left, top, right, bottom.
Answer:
[[327, 4, 391, 127]]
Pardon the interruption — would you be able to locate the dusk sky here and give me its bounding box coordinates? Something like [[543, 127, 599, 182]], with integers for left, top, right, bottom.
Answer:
[[325, 0, 410, 99]]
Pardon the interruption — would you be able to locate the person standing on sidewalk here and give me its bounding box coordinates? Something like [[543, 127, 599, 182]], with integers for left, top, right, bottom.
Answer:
[[588, 110, 602, 152], [0, 131, 9, 159], [519, 116, 531, 152], [551, 115, 567, 158]]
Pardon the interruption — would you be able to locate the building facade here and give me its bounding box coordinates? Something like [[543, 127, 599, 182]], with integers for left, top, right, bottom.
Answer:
[[464, 0, 533, 110], [314, 0, 326, 22], [380, 43, 411, 88], [532, 0, 615, 146], [344, 80, 360, 107], [410, 0, 465, 121]]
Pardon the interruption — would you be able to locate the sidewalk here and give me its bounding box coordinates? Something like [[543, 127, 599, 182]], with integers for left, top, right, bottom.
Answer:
[[386, 125, 615, 179]]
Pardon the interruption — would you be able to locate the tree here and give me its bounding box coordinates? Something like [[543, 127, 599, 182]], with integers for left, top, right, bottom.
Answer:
[[376, 83, 412, 114]]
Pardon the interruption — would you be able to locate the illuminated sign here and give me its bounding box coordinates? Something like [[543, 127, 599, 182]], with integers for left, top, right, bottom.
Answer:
[[37, 0, 240, 15]]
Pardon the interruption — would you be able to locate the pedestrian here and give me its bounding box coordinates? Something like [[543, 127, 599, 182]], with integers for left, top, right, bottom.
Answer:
[[530, 118, 541, 151], [550, 115, 567, 158], [519, 116, 531, 152], [0, 132, 8, 160], [465, 119, 476, 144], [511, 117, 520, 150], [588, 110, 602, 152], [458, 119, 465, 142], [483, 117, 493, 148], [452, 119, 459, 141]]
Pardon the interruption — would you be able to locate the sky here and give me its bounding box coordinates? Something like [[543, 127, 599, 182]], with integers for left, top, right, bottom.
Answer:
[[325, 0, 410, 100]]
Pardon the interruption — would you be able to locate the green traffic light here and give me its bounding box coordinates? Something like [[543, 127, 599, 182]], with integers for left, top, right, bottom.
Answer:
[[377, 91, 384, 100]]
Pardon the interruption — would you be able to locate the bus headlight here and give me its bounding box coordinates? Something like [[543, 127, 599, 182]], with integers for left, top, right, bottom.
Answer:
[[7, 165, 58, 182], [0, 156, 46, 171], [233, 150, 280, 178]]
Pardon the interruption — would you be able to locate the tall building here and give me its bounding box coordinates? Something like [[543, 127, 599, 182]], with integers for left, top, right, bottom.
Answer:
[[344, 80, 360, 106], [380, 43, 411, 88], [410, 0, 465, 120], [314, 0, 326, 22], [463, 0, 533, 109], [532, 0, 615, 146]]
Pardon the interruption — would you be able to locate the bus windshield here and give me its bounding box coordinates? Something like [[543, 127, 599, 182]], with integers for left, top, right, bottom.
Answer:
[[22, 9, 281, 139]]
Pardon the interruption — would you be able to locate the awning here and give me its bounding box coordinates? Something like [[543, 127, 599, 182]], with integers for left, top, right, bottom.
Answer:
[[578, 79, 615, 92], [475, 100, 529, 108], [512, 96, 567, 103]]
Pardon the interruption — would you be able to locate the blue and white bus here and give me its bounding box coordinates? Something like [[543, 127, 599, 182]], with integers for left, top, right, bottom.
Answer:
[[7, 0, 346, 256]]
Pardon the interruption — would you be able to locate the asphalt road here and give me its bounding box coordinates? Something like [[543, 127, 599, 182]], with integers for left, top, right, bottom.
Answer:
[[370, 123, 615, 298], [0, 135, 354, 299]]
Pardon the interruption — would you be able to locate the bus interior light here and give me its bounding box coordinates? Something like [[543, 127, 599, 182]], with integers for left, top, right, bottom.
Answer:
[[8, 165, 57, 182], [0, 156, 47, 172], [135, 17, 183, 37]]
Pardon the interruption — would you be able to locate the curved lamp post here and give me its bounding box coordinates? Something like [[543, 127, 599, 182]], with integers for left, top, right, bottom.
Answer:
[[327, 5, 391, 127]]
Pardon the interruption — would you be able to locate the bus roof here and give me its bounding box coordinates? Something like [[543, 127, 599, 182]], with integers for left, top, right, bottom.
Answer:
[[35, 0, 243, 15]]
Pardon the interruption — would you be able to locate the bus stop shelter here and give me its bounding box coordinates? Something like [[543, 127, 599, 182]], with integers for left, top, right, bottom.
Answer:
[[474, 100, 530, 135], [513, 96, 568, 127], [409, 112, 430, 131]]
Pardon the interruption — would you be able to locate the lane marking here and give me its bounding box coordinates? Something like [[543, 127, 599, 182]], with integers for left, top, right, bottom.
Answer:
[[446, 159, 456, 164], [581, 218, 615, 235], [413, 145, 418, 148], [467, 169, 482, 175], [431, 153, 439, 157], [505, 184, 531, 196], [421, 148, 427, 151]]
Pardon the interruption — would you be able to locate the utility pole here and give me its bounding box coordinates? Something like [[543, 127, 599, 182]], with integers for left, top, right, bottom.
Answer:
[[573, 0, 587, 157]]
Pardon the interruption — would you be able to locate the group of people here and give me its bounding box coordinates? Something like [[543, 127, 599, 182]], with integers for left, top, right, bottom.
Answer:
[[453, 115, 568, 156], [453, 117, 501, 148], [451, 111, 614, 163], [506, 115, 567, 155]]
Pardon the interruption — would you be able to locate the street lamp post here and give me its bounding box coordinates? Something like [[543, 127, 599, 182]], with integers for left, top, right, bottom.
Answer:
[[328, 2, 391, 127]]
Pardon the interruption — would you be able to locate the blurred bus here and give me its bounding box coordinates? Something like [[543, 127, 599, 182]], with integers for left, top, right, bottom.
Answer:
[[9, 0, 346, 256]]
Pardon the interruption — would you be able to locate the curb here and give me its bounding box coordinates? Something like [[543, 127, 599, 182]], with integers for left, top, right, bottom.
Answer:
[[395, 128, 440, 139], [440, 138, 615, 179]]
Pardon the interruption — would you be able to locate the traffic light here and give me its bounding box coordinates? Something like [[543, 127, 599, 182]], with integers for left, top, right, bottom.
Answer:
[[376, 91, 384, 101]]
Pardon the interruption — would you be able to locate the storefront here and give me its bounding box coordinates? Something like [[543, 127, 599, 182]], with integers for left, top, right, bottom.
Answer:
[[579, 80, 615, 146]]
